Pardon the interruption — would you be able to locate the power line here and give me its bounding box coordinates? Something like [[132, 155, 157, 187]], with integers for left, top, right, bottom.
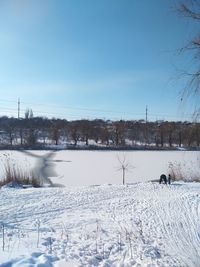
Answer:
[[0, 98, 145, 117], [1, 98, 193, 118], [0, 104, 194, 119], [0, 98, 197, 121], [0, 97, 196, 117], [0, 108, 195, 122], [18, 100, 199, 119], [20, 100, 144, 116]]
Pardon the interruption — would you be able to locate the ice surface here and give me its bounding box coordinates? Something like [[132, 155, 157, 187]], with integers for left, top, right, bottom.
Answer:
[[0, 150, 199, 186]]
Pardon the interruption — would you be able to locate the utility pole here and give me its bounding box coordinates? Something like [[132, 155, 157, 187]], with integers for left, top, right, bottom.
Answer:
[[145, 105, 148, 123], [18, 98, 20, 119], [145, 105, 148, 145]]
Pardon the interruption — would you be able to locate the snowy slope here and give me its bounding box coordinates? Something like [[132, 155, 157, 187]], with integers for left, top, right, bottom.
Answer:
[[0, 182, 200, 266]]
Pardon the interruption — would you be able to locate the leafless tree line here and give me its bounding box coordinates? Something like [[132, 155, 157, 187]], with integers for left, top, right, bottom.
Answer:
[[0, 115, 199, 149]]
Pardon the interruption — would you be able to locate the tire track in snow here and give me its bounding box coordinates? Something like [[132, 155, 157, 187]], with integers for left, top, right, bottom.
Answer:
[[1, 182, 200, 266], [143, 184, 200, 267]]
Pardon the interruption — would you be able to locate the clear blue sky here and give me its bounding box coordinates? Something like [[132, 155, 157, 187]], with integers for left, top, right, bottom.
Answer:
[[0, 0, 198, 121]]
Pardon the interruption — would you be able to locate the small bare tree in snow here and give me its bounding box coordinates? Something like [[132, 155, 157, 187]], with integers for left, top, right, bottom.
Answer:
[[117, 154, 134, 185]]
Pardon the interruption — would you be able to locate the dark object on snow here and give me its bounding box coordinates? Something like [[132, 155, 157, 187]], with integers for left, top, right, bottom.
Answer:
[[168, 174, 171, 184], [2, 181, 24, 189], [159, 174, 167, 184]]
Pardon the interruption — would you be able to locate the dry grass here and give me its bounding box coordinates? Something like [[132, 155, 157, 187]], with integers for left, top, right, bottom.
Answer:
[[168, 159, 200, 182], [0, 159, 43, 188], [168, 162, 184, 181]]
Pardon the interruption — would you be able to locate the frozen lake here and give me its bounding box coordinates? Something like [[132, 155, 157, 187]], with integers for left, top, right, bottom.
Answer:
[[0, 150, 199, 186]]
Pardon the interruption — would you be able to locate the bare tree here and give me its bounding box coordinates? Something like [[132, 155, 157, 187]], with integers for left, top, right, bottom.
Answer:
[[177, 0, 200, 115], [25, 108, 34, 119], [69, 121, 80, 146], [117, 154, 134, 185], [50, 119, 64, 146], [78, 120, 92, 146]]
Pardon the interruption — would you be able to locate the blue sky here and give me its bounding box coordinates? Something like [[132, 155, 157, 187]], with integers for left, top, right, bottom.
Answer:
[[0, 0, 198, 121]]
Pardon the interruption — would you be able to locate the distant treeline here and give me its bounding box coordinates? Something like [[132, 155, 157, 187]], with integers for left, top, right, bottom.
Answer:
[[0, 113, 200, 149]]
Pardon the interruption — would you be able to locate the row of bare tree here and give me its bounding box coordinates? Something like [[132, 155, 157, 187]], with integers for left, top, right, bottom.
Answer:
[[0, 115, 199, 149]]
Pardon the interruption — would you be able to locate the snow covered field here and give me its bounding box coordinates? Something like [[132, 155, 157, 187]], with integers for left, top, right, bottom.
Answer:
[[0, 150, 200, 266], [0, 182, 200, 266]]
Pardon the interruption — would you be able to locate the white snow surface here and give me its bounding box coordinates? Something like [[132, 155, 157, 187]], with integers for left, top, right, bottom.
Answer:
[[0, 182, 200, 267], [0, 150, 200, 186], [0, 150, 200, 266]]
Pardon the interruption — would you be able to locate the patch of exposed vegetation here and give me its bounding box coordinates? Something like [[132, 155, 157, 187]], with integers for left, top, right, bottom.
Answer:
[[168, 158, 200, 182], [0, 158, 43, 188]]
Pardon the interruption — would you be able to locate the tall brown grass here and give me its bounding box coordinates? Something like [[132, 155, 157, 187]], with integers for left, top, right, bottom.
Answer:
[[168, 158, 200, 182], [0, 159, 43, 188]]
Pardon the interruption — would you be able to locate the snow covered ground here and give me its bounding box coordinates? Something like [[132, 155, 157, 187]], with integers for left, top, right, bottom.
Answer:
[[0, 150, 200, 266], [0, 182, 200, 266]]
